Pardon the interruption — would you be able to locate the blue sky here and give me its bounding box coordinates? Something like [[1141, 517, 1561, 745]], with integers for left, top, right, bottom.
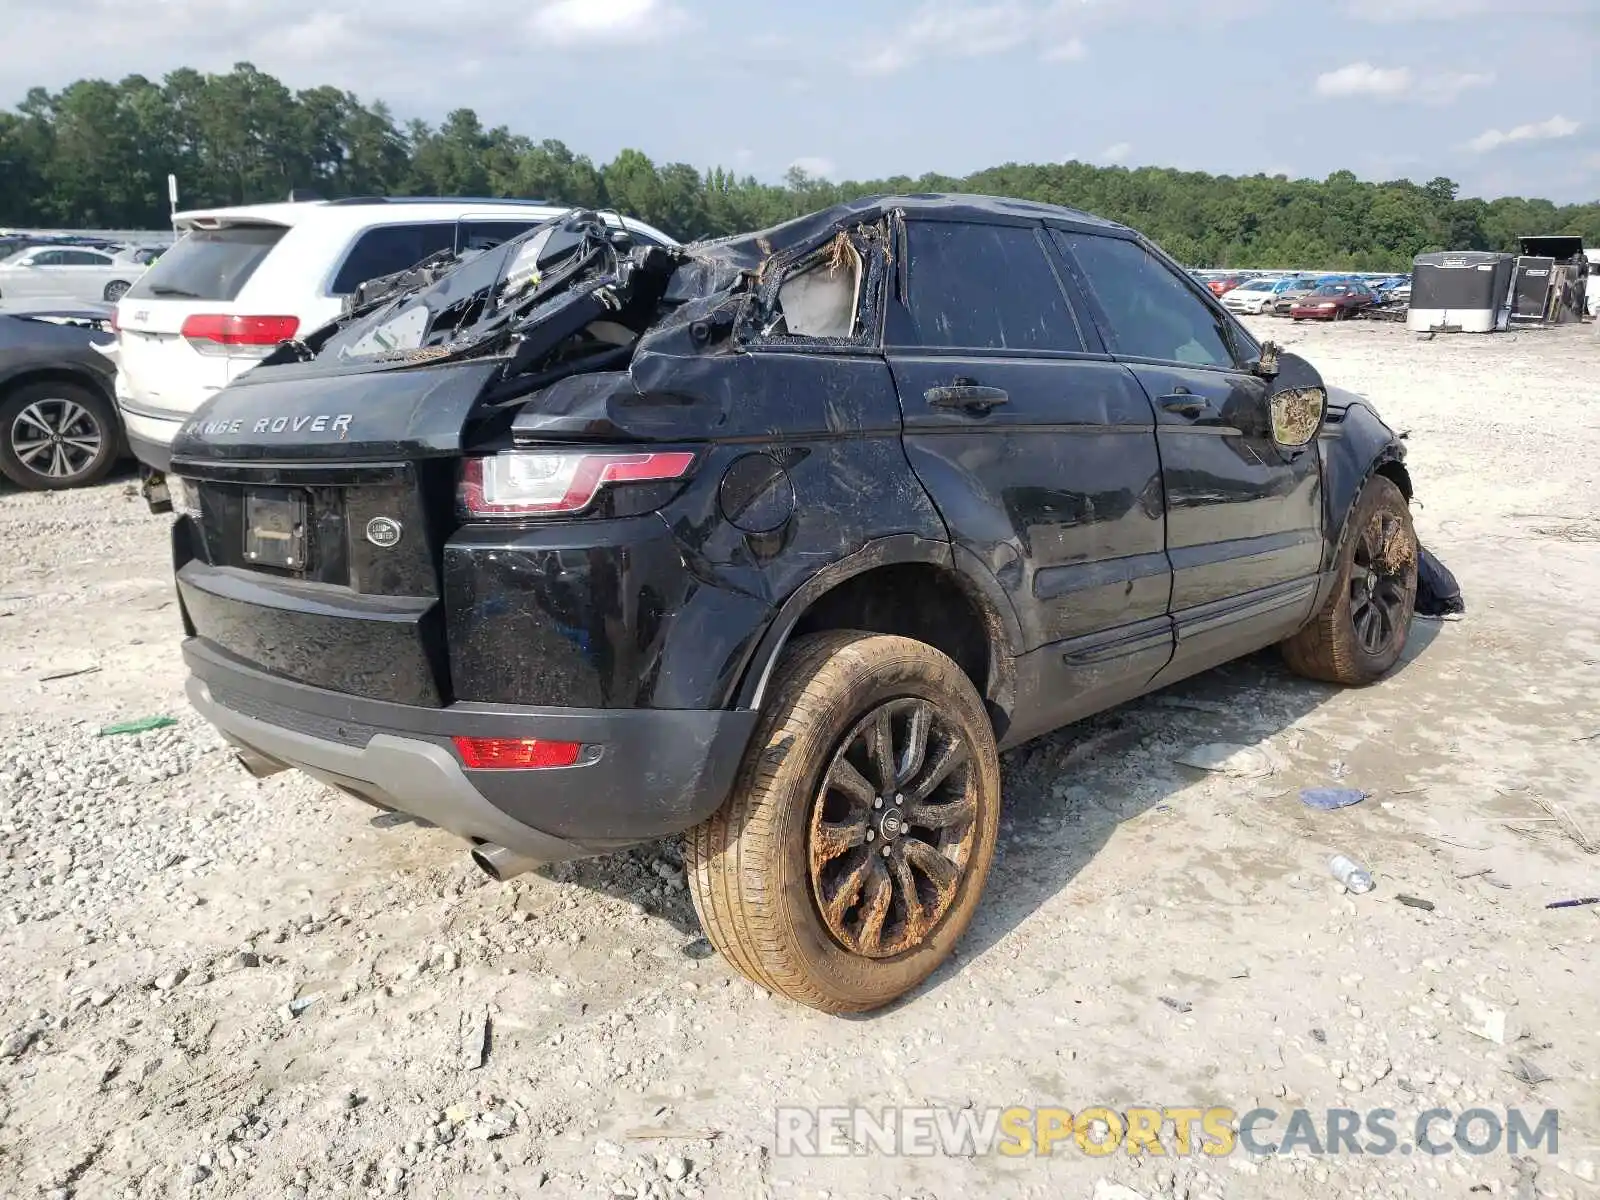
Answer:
[[8, 0, 1598, 202]]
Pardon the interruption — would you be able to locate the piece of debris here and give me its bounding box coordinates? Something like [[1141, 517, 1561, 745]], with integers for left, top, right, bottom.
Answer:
[[1509, 1057, 1552, 1086], [1396, 895, 1436, 911], [40, 665, 101, 682], [279, 995, 318, 1021], [1173, 743, 1277, 779], [1545, 896, 1599, 910], [1159, 996, 1192, 1014], [463, 1111, 513, 1141], [1329, 854, 1374, 894], [1310, 1028, 1328, 1044], [680, 938, 716, 960], [98, 716, 178, 737], [1528, 795, 1598, 854], [460, 1006, 491, 1071], [1456, 994, 1518, 1045], [1301, 787, 1368, 811], [622, 1128, 721, 1142], [1415, 544, 1465, 617]]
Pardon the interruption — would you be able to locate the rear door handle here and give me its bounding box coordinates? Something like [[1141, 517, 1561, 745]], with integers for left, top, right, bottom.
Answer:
[[925, 384, 1009, 415]]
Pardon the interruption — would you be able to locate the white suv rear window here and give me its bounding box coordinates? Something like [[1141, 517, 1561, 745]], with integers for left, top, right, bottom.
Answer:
[[125, 226, 285, 301]]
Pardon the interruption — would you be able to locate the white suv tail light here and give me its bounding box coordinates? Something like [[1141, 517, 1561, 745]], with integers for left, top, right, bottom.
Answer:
[[180, 314, 299, 358]]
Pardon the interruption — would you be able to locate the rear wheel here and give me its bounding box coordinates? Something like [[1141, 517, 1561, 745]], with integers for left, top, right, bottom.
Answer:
[[688, 632, 1000, 1013], [103, 280, 131, 302], [0, 381, 119, 490], [1282, 475, 1417, 684]]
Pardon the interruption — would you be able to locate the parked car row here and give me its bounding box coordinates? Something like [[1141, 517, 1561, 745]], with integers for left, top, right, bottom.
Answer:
[[0, 238, 169, 305], [1195, 267, 1411, 320]]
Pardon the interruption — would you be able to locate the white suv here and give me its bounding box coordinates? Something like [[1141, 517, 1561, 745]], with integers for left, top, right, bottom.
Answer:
[[108, 198, 677, 470]]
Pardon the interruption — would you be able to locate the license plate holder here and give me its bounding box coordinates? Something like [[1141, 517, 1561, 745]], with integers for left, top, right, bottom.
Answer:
[[243, 490, 307, 571]]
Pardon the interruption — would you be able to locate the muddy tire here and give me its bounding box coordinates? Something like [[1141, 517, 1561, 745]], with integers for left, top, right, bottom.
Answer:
[[1282, 475, 1418, 684], [687, 631, 1000, 1013]]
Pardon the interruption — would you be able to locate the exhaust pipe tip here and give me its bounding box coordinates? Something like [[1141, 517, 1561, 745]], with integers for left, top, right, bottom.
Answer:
[[471, 843, 539, 883], [234, 747, 288, 779]]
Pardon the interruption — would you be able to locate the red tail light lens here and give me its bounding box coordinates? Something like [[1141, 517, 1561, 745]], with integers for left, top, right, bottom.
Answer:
[[452, 737, 582, 770], [458, 450, 696, 517], [180, 314, 299, 357]]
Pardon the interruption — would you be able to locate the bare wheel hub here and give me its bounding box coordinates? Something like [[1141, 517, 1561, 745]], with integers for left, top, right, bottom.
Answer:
[[808, 698, 980, 959]]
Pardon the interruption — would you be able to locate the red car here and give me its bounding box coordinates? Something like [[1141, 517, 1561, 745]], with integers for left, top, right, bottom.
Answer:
[[1290, 282, 1377, 320], [1206, 274, 1248, 296]]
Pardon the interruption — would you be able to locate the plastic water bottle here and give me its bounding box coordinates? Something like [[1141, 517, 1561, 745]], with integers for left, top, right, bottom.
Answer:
[[1330, 854, 1374, 894]]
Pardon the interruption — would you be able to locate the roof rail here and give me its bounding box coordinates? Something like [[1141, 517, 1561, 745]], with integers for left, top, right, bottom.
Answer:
[[323, 195, 556, 207]]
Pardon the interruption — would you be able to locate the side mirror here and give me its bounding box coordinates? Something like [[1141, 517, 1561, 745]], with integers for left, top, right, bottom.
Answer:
[[1270, 385, 1326, 448]]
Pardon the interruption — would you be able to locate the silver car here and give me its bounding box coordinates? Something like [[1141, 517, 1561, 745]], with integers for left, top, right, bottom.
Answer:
[[0, 245, 159, 304]]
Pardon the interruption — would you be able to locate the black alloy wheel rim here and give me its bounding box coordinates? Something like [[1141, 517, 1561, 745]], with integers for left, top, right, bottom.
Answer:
[[10, 397, 104, 481], [1350, 510, 1412, 655], [808, 698, 981, 959]]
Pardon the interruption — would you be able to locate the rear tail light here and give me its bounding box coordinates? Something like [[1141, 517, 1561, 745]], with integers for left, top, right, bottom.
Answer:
[[453, 737, 582, 770], [458, 450, 695, 517], [180, 314, 299, 357]]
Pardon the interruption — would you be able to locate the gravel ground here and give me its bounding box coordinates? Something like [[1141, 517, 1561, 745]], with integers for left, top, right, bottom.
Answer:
[[1, 318, 1597, 1200]]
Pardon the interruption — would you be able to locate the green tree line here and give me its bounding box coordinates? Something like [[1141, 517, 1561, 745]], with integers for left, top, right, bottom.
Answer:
[[2, 63, 1596, 269]]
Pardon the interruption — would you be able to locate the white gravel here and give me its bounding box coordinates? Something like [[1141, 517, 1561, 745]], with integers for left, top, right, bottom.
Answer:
[[0, 319, 1597, 1199]]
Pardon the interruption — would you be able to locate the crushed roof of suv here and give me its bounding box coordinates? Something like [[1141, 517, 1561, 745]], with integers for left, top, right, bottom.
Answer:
[[695, 193, 1132, 269]]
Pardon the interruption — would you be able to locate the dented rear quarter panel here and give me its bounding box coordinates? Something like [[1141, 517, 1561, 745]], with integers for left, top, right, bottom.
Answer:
[[446, 332, 947, 711]]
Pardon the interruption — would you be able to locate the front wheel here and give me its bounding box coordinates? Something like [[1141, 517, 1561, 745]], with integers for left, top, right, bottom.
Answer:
[[688, 632, 1001, 1013], [103, 280, 131, 302], [1282, 475, 1418, 684], [0, 381, 120, 490]]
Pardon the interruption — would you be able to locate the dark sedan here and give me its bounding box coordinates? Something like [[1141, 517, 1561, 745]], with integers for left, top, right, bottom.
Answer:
[[1290, 282, 1377, 321], [0, 301, 123, 489]]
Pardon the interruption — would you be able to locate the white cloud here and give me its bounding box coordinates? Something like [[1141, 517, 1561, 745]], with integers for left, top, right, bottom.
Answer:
[[857, 2, 1089, 75], [1314, 62, 1494, 104], [1346, 0, 1588, 20], [1041, 37, 1087, 63], [527, 0, 685, 45], [788, 156, 837, 180], [1315, 63, 1413, 98], [1101, 142, 1133, 164], [1468, 115, 1582, 153]]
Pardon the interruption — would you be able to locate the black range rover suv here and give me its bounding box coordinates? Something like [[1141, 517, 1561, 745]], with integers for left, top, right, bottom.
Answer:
[[161, 196, 1418, 1012]]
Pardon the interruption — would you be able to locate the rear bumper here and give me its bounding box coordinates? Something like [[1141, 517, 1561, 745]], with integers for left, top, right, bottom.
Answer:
[[184, 639, 759, 864], [118, 407, 180, 472]]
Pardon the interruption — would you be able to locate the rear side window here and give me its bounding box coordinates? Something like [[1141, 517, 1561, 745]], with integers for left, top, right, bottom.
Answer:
[[125, 226, 285, 301], [889, 221, 1084, 352], [330, 223, 456, 295], [1059, 233, 1235, 368], [458, 221, 544, 252]]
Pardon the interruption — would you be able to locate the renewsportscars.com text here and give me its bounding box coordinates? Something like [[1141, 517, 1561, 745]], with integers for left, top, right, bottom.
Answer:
[[774, 1106, 1560, 1159]]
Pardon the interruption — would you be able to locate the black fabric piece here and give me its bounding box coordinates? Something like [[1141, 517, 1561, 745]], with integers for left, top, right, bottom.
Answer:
[[1416, 545, 1465, 617]]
